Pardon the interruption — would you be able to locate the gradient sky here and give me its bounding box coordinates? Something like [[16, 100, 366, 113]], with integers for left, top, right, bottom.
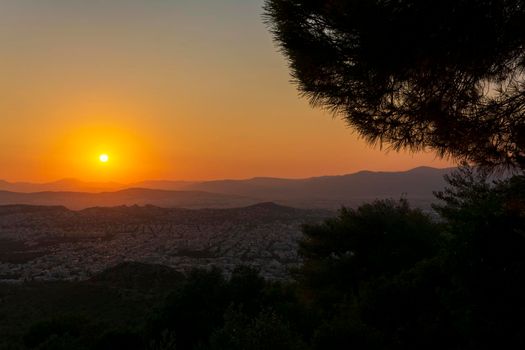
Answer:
[[0, 0, 453, 183]]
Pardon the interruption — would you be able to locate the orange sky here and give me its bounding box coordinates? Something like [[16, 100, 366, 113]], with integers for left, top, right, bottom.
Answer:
[[0, 0, 453, 183]]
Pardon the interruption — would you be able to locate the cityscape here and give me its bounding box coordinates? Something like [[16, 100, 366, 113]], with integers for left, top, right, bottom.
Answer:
[[0, 203, 331, 282]]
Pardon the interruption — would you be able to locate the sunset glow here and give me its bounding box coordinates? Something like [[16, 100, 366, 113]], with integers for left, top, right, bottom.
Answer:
[[0, 1, 454, 183], [99, 154, 109, 163]]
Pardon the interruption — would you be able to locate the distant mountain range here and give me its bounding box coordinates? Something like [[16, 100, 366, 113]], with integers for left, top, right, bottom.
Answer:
[[0, 167, 455, 210], [0, 178, 198, 193], [0, 189, 255, 211]]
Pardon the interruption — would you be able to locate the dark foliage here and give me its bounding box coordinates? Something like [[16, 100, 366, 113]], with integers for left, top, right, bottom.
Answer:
[[294, 199, 450, 349], [23, 315, 87, 350], [433, 168, 525, 348], [264, 0, 525, 169], [209, 309, 306, 350], [147, 267, 229, 349], [146, 266, 311, 350], [297, 199, 441, 310]]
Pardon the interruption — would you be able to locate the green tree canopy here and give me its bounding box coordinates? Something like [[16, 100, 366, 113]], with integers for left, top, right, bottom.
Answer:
[[264, 0, 525, 169]]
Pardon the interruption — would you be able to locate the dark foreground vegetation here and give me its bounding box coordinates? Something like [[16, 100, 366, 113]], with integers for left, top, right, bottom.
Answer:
[[1, 167, 524, 349]]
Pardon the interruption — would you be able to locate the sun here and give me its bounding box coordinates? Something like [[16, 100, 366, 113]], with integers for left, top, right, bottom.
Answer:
[[99, 154, 109, 163]]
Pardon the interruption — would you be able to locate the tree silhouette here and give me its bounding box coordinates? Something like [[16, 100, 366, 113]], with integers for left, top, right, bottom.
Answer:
[[432, 167, 525, 347], [296, 199, 440, 310], [264, 0, 525, 170]]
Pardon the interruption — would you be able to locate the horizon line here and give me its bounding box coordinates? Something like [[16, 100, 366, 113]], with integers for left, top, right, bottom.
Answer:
[[1, 165, 456, 185]]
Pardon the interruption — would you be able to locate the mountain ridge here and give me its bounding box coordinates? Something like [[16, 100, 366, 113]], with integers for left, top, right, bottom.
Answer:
[[0, 166, 454, 193], [0, 167, 456, 210]]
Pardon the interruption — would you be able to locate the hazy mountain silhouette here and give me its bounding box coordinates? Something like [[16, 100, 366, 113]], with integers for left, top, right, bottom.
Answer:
[[0, 179, 194, 193], [0, 188, 256, 210], [0, 178, 124, 193], [188, 166, 452, 199], [130, 180, 197, 191], [186, 166, 454, 208], [0, 167, 455, 209]]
